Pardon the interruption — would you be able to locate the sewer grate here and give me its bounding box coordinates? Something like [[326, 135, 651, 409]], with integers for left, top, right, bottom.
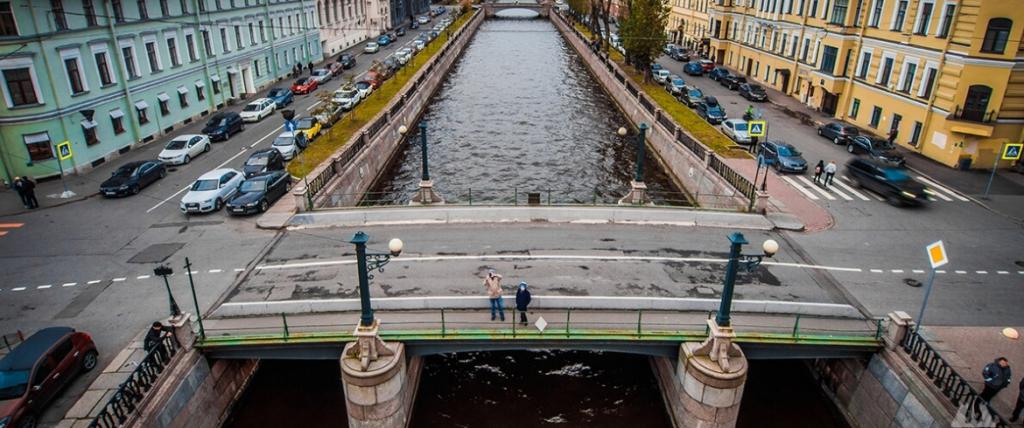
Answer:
[[903, 278, 922, 288], [128, 243, 186, 264]]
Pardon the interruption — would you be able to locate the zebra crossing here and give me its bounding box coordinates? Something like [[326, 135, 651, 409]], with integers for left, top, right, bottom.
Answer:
[[780, 174, 971, 203]]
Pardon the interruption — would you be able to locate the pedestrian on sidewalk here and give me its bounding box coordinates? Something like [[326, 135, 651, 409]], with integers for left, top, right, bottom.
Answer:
[[888, 128, 899, 145], [515, 281, 532, 326], [823, 160, 837, 187], [12, 176, 29, 209], [484, 269, 505, 322], [307, 62, 314, 74], [813, 160, 825, 184], [974, 357, 1012, 420], [1010, 377, 1024, 422], [15, 176, 38, 209]]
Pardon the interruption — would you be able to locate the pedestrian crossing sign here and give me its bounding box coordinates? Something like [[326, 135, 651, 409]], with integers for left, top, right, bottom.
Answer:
[[926, 240, 948, 269], [1002, 143, 1022, 160], [56, 141, 73, 161], [749, 121, 767, 137]]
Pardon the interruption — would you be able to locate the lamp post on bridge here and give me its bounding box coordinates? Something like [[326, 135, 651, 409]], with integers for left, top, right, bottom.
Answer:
[[153, 265, 181, 318], [344, 231, 404, 372], [617, 123, 652, 205], [400, 122, 444, 204]]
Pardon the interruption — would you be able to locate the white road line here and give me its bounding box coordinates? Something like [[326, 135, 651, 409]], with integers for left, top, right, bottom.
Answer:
[[234, 268, 245, 272], [955, 270, 967, 274], [912, 269, 925, 274], [926, 188, 953, 202], [12, 287, 25, 291], [146, 185, 191, 213], [997, 271, 1009, 275], [780, 176, 820, 200], [891, 269, 904, 273], [936, 270, 946, 274], [137, 275, 150, 280], [112, 277, 126, 282], [833, 179, 870, 201], [87, 280, 101, 284], [1019, 271, 1024, 275], [62, 283, 76, 287], [796, 176, 837, 200], [37, 285, 51, 289], [977, 270, 988, 274], [870, 269, 884, 273], [189, 270, 199, 274], [825, 182, 853, 200], [209, 269, 223, 273], [305, 101, 322, 111], [915, 176, 969, 202]]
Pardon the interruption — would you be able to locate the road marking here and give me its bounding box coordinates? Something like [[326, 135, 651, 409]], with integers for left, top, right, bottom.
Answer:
[[870, 269, 884, 273], [833, 180, 870, 201], [997, 271, 1009, 275], [0, 223, 24, 228], [926, 187, 953, 202], [891, 269, 904, 273], [37, 285, 51, 289], [12, 287, 25, 291], [825, 182, 853, 200], [62, 282, 76, 287], [780, 176, 819, 200], [87, 280, 101, 284], [915, 176, 969, 202], [234, 268, 245, 272], [189, 270, 199, 274], [955, 270, 967, 274], [936, 270, 946, 274], [305, 101, 322, 111], [977, 270, 988, 274], [1019, 271, 1024, 275], [796, 176, 837, 200], [209, 269, 223, 273], [137, 275, 150, 280], [112, 277, 126, 282], [912, 269, 925, 274]]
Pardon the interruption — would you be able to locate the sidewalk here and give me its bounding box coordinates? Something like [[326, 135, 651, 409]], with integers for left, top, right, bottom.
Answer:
[[720, 157, 834, 232]]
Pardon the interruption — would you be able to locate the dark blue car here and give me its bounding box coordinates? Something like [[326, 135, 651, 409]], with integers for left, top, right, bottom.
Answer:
[[696, 96, 727, 124], [708, 67, 730, 81], [266, 87, 293, 107], [683, 61, 704, 76], [377, 35, 391, 46], [226, 171, 292, 215]]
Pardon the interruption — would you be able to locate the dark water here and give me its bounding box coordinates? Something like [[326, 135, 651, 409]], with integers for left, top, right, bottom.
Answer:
[[738, 360, 851, 428], [370, 15, 683, 204], [223, 360, 348, 428]]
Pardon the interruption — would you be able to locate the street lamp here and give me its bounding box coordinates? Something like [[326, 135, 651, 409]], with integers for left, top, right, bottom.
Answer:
[[399, 122, 431, 182], [716, 232, 778, 327], [153, 265, 182, 318], [349, 231, 404, 327]]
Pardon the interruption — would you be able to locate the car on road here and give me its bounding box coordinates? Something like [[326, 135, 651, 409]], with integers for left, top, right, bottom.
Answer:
[[201, 112, 244, 142], [327, 62, 344, 77], [243, 149, 285, 178], [0, 327, 99, 428], [695, 96, 727, 124], [708, 67, 729, 81], [364, 42, 380, 53], [818, 122, 861, 145], [759, 140, 808, 173], [272, 132, 304, 160], [650, 63, 663, 73], [239, 98, 276, 123], [410, 20, 420, 29], [396, 27, 406, 37], [739, 83, 768, 101], [683, 61, 704, 76], [699, 59, 715, 72], [721, 74, 747, 90], [663, 43, 677, 55], [355, 81, 374, 99], [315, 101, 344, 128], [333, 85, 362, 110], [158, 134, 210, 165], [310, 68, 332, 84], [417, 15, 430, 24], [412, 39, 426, 51], [338, 53, 356, 69], [377, 35, 391, 46], [669, 48, 689, 61], [654, 69, 671, 84], [295, 116, 322, 142], [396, 48, 413, 65], [180, 168, 244, 213], [678, 86, 704, 107], [226, 171, 292, 215], [290, 77, 318, 95], [846, 158, 928, 206], [666, 76, 686, 95], [100, 160, 167, 197], [266, 87, 294, 107], [721, 119, 751, 145], [847, 135, 906, 167]]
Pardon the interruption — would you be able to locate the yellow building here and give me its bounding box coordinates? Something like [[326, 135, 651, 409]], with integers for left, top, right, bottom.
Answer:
[[668, 0, 712, 56], [703, 0, 1024, 169]]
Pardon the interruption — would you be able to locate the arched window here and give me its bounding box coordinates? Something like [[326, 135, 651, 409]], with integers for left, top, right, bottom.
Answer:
[[981, 18, 1012, 53], [962, 85, 993, 121], [323, 0, 330, 23]]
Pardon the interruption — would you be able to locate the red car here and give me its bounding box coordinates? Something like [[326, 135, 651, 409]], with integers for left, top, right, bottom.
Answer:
[[0, 327, 99, 428], [363, 71, 384, 88], [700, 59, 715, 72], [290, 77, 318, 95], [327, 62, 344, 77]]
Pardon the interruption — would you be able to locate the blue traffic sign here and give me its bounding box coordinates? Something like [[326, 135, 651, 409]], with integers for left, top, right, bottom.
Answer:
[[1003, 143, 1022, 160], [749, 121, 767, 137], [284, 120, 297, 133]]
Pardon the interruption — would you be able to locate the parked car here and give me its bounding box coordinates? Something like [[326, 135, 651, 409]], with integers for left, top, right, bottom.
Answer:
[[290, 77, 318, 95], [396, 27, 406, 37], [739, 83, 768, 101], [696, 96, 727, 124], [662, 43, 677, 55], [0, 327, 99, 428], [666, 76, 686, 95], [327, 62, 344, 77], [159, 134, 210, 165], [410, 20, 420, 30], [651, 63, 663, 73], [699, 59, 715, 72], [679, 86, 704, 107], [333, 86, 361, 110], [708, 67, 730, 81], [669, 48, 689, 61], [683, 61, 704, 76], [818, 122, 861, 145], [100, 160, 166, 197], [412, 39, 426, 51], [721, 74, 747, 90], [201, 112, 244, 142], [417, 15, 430, 24], [239, 98, 275, 123], [759, 140, 808, 173], [721, 119, 751, 145], [396, 48, 413, 65], [266, 87, 294, 107], [310, 68, 332, 84], [377, 35, 391, 46], [847, 136, 906, 167], [272, 132, 304, 160], [226, 171, 292, 215], [364, 42, 380, 53], [243, 149, 285, 178], [180, 168, 244, 213], [846, 158, 928, 206], [654, 69, 671, 84], [338, 53, 356, 69], [355, 81, 374, 99], [295, 116, 322, 142], [316, 101, 344, 128], [365, 70, 385, 87]]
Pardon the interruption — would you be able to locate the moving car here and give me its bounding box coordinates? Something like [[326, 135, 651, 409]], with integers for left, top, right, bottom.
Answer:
[[266, 87, 294, 107], [0, 327, 99, 428], [364, 42, 380, 53], [847, 136, 906, 167], [696, 96, 727, 124], [158, 134, 210, 165], [290, 77, 318, 95], [272, 132, 304, 160], [338, 53, 356, 69], [310, 68, 332, 84], [679, 86, 704, 107], [721, 74, 747, 90], [355, 81, 374, 99], [739, 83, 768, 101], [708, 67, 729, 81], [818, 122, 861, 145], [226, 171, 292, 215], [239, 98, 275, 123], [666, 76, 686, 95], [243, 149, 285, 178], [721, 119, 751, 145], [201, 112, 244, 142], [846, 158, 928, 206], [100, 160, 166, 196], [180, 168, 244, 213], [654, 69, 671, 84], [377, 35, 391, 46], [295, 117, 322, 142], [759, 140, 808, 173], [333, 86, 362, 110], [683, 61, 704, 76]]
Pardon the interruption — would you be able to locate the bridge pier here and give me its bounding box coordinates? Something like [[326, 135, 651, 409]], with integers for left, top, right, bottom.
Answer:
[[341, 339, 413, 428]]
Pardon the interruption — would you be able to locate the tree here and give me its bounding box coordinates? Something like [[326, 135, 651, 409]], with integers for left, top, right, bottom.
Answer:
[[619, 0, 667, 80]]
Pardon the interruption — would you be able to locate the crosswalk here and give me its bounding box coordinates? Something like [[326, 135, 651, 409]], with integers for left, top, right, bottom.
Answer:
[[0, 223, 23, 238], [780, 174, 970, 203]]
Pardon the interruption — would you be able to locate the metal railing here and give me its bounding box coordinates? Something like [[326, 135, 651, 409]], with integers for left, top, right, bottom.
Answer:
[[639, 94, 655, 113], [901, 330, 1009, 427], [676, 130, 708, 160], [89, 334, 181, 428], [950, 106, 997, 124], [707, 154, 756, 201], [656, 111, 676, 132], [1, 331, 24, 352], [319, 187, 696, 208]]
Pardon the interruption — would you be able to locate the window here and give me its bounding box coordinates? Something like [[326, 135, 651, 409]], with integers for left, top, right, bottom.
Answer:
[[869, 0, 883, 27], [180, 0, 189, 13], [202, 30, 213, 56], [234, 26, 242, 49], [830, 0, 847, 25], [111, 109, 125, 134], [112, 0, 124, 22], [1, 2, 18, 35], [196, 81, 205, 101], [83, 0, 98, 26], [248, 23, 255, 46], [178, 86, 189, 107], [919, 66, 937, 98], [63, 57, 85, 94], [853, 0, 864, 26], [82, 120, 98, 145], [220, 28, 229, 52], [801, 38, 810, 62], [167, 37, 180, 67], [915, 1, 933, 35], [23, 132, 53, 161], [160, 0, 169, 16], [3, 67, 38, 106], [137, 0, 148, 19], [900, 62, 916, 93], [198, 0, 206, 12], [145, 41, 161, 72], [212, 76, 220, 94], [850, 98, 860, 119], [878, 56, 894, 86], [981, 18, 1012, 53], [51, 0, 67, 30], [94, 50, 113, 85], [857, 50, 871, 78], [937, 3, 955, 38], [910, 121, 922, 146], [259, 21, 266, 42], [892, 0, 908, 31], [122, 45, 139, 79], [869, 106, 882, 127], [136, 100, 149, 125], [809, 0, 818, 16], [158, 93, 170, 115], [962, 85, 992, 121], [820, 45, 838, 73], [185, 33, 197, 62]]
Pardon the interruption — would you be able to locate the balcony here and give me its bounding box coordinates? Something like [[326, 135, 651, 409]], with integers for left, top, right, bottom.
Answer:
[[946, 106, 997, 137]]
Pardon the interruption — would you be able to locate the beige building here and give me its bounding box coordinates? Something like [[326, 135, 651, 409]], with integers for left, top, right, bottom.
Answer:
[[668, 0, 711, 56]]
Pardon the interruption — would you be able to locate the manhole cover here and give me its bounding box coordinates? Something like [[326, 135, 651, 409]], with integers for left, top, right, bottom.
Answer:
[[903, 278, 922, 288], [128, 243, 186, 264]]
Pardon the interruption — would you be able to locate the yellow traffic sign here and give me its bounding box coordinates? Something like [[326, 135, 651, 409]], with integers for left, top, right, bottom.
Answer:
[[926, 240, 948, 269], [56, 141, 73, 161], [1002, 143, 1022, 160], [749, 120, 767, 137]]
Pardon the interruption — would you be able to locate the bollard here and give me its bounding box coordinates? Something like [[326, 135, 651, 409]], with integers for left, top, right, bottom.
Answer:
[[566, 308, 572, 338], [441, 309, 446, 337], [792, 314, 801, 337], [637, 310, 643, 337], [281, 313, 290, 339]]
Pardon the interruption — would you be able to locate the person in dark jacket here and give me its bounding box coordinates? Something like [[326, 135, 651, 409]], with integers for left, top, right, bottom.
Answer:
[[974, 357, 1012, 419], [1011, 377, 1024, 422], [12, 176, 29, 208], [17, 176, 38, 209], [515, 282, 531, 326], [144, 321, 172, 361]]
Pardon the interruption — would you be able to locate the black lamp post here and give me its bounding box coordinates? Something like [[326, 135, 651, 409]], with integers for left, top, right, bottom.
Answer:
[[716, 232, 779, 327], [617, 123, 649, 183], [350, 231, 404, 327], [153, 265, 181, 317], [399, 122, 430, 182]]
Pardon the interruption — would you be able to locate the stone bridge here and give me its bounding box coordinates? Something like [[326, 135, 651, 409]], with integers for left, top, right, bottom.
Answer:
[[481, 0, 552, 18]]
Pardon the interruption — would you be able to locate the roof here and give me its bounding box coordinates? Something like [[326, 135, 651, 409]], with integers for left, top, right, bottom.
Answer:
[[251, 148, 278, 156], [0, 327, 73, 371], [248, 98, 271, 104], [198, 168, 238, 179], [172, 134, 203, 140]]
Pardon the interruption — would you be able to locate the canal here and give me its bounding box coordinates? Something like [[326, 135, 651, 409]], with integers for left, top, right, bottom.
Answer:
[[369, 12, 684, 205]]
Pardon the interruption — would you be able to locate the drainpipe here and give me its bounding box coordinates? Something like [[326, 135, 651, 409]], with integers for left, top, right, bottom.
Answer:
[[915, 3, 965, 155], [299, 0, 313, 64], [262, 0, 281, 79], [788, 1, 810, 98], [104, 1, 142, 147], [192, 0, 217, 112], [27, 6, 76, 175]]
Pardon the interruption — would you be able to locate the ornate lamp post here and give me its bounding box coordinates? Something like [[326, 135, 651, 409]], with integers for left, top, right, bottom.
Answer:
[[344, 232, 404, 371], [617, 123, 651, 205], [400, 122, 444, 204]]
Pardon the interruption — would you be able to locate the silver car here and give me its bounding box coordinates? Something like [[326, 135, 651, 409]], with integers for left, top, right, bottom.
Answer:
[[721, 119, 752, 145]]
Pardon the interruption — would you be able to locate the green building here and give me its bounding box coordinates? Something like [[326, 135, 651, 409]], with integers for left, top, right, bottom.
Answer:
[[0, 0, 322, 182]]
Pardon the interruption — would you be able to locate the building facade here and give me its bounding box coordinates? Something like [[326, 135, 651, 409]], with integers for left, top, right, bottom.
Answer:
[[0, 0, 322, 182], [668, 0, 710, 57], [705, 0, 1024, 169], [316, 0, 375, 56]]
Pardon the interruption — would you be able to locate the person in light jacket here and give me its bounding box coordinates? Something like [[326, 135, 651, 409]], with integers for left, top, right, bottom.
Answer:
[[483, 270, 504, 322], [515, 282, 532, 326]]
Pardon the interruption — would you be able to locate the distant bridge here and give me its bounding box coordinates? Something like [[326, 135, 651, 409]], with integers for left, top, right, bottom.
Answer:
[[481, 0, 553, 17]]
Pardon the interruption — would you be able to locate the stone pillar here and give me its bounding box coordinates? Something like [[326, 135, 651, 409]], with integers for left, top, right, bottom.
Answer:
[[754, 190, 769, 214], [167, 313, 196, 351], [617, 180, 653, 205], [409, 180, 445, 205], [676, 320, 747, 427], [341, 321, 410, 428], [884, 311, 915, 350]]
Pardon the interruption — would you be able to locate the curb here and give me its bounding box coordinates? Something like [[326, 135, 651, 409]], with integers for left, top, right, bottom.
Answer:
[[0, 191, 98, 218]]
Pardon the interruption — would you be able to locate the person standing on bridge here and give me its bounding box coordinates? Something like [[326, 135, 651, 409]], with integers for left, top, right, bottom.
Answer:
[[974, 357, 1011, 420], [515, 282, 532, 326], [484, 270, 505, 322]]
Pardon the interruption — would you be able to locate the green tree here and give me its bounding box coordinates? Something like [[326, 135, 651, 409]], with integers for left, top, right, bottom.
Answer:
[[619, 0, 667, 80]]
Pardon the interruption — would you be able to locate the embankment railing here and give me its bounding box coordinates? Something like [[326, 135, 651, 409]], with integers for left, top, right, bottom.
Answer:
[[89, 334, 180, 428]]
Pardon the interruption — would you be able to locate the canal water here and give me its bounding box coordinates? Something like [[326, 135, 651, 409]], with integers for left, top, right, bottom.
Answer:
[[369, 13, 684, 204]]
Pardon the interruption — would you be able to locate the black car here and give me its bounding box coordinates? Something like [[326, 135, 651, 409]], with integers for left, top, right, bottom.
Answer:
[[818, 122, 861, 145], [721, 74, 747, 90], [695, 96, 727, 124], [846, 158, 928, 206], [739, 83, 768, 101], [847, 136, 905, 167], [338, 53, 356, 69], [226, 171, 292, 215], [100, 160, 166, 197], [243, 149, 285, 178], [202, 112, 244, 142], [396, 27, 406, 37]]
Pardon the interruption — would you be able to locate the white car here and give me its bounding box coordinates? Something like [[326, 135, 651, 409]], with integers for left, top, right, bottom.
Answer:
[[417, 15, 430, 24], [654, 69, 671, 84], [396, 48, 413, 65], [333, 86, 362, 110], [180, 168, 244, 213], [354, 81, 373, 100], [412, 39, 426, 52], [310, 68, 332, 84], [364, 42, 380, 53], [158, 134, 210, 165], [239, 98, 275, 123], [721, 119, 751, 144], [272, 132, 302, 160]]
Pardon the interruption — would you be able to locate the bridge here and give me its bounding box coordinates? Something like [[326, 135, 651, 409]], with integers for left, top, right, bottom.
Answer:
[[481, 0, 553, 18]]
